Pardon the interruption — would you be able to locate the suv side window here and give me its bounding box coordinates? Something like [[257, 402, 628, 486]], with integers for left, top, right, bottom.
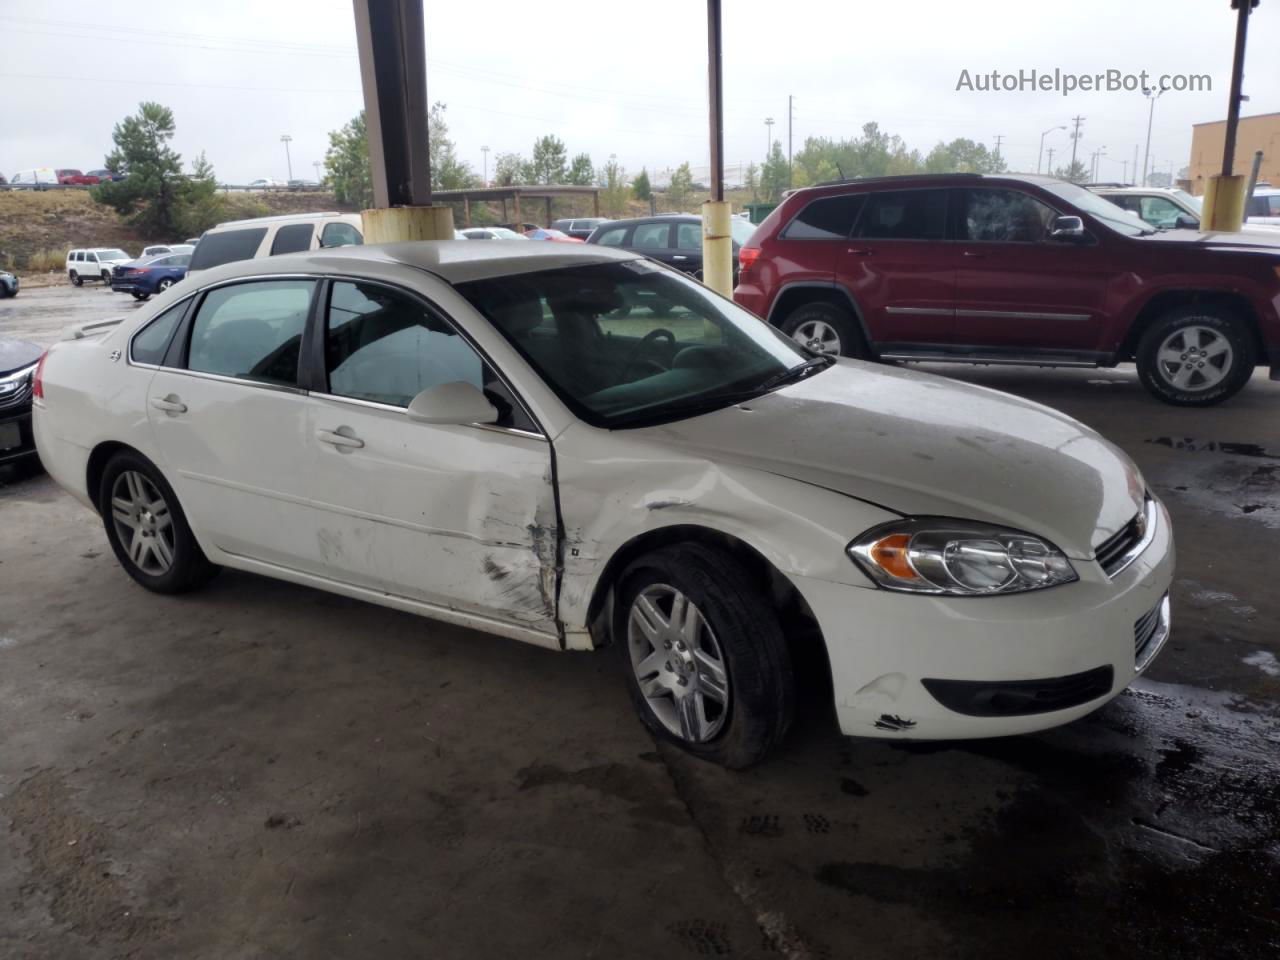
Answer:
[[270, 223, 316, 255], [187, 280, 315, 386], [325, 280, 534, 431], [632, 223, 671, 248], [595, 226, 628, 246], [130, 301, 187, 365], [1138, 196, 1183, 226], [783, 194, 865, 239], [853, 190, 948, 240], [960, 189, 1057, 243], [188, 228, 268, 271], [675, 222, 701, 250], [320, 222, 363, 248]]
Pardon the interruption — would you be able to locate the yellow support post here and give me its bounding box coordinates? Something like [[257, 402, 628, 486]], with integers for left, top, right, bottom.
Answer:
[[360, 205, 455, 243], [1201, 175, 1246, 232], [701, 199, 733, 298]]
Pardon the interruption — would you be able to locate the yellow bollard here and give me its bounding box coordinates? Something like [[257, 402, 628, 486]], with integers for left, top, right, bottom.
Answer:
[[360, 205, 455, 244], [701, 200, 734, 299], [1200, 175, 1246, 232]]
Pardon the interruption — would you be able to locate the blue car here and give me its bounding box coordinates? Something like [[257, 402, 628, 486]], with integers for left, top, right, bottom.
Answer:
[[111, 253, 190, 300]]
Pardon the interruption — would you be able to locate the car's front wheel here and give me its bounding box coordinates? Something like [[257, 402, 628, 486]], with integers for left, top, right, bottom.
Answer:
[[1136, 305, 1256, 406], [98, 450, 219, 593], [615, 544, 794, 768], [69, 270, 81, 287], [780, 302, 866, 358], [101, 271, 111, 284]]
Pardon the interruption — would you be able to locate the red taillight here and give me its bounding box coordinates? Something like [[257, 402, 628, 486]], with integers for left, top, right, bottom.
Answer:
[[738, 246, 761, 277], [32, 350, 49, 401], [129, 268, 150, 275]]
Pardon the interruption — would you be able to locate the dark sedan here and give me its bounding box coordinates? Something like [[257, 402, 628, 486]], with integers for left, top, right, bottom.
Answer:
[[0, 268, 17, 298], [0, 337, 41, 467], [111, 253, 191, 300], [585, 214, 757, 281]]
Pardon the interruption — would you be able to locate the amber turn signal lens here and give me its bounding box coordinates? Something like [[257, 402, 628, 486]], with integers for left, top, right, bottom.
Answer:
[[869, 533, 916, 580]]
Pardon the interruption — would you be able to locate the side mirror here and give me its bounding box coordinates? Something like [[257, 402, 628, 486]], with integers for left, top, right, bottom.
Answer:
[[1049, 215, 1085, 241], [1174, 215, 1200, 230], [406, 381, 498, 425]]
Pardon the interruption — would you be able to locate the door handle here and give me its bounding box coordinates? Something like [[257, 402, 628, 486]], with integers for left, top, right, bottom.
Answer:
[[962, 251, 985, 258], [672, 254, 689, 260], [846, 248, 873, 256], [150, 395, 187, 414], [316, 428, 364, 449]]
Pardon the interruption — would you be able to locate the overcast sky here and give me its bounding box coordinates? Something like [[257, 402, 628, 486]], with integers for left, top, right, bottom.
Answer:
[[3, 0, 1278, 185]]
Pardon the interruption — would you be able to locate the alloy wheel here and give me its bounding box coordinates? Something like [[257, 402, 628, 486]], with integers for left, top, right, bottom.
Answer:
[[792, 319, 842, 355], [627, 583, 730, 743], [1155, 325, 1233, 392], [110, 470, 175, 575]]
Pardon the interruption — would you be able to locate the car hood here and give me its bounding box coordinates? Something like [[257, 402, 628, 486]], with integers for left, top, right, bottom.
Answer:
[[640, 361, 1143, 559], [0, 337, 42, 375], [1141, 228, 1280, 251]]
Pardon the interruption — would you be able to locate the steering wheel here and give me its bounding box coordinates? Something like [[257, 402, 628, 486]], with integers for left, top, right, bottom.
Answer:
[[618, 328, 677, 382]]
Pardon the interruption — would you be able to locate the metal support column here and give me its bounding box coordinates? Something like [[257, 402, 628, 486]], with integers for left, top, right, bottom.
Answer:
[[702, 0, 733, 300]]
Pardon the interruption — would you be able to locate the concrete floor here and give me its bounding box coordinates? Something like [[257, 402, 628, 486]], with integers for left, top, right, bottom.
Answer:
[[2, 286, 1279, 959]]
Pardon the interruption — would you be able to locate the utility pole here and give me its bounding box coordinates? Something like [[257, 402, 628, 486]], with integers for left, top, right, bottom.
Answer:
[[280, 134, 293, 181], [312, 160, 322, 182], [1141, 87, 1164, 186], [993, 134, 1004, 164], [1068, 115, 1084, 176], [1132, 144, 1139, 184], [787, 94, 794, 188], [1121, 158, 1128, 182], [1222, 0, 1258, 176], [481, 145, 489, 186], [1037, 125, 1066, 174], [764, 117, 774, 161], [1046, 146, 1055, 173]]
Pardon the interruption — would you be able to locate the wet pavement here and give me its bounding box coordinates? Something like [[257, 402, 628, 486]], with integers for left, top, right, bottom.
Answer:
[[1, 287, 1278, 958]]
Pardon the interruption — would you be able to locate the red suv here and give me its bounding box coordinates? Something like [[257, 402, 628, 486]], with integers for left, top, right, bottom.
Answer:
[[735, 173, 1280, 405]]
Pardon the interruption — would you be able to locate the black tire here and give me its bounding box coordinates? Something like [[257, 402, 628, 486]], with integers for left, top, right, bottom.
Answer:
[[97, 450, 219, 594], [70, 270, 82, 287], [157, 278, 173, 292], [1135, 304, 1256, 406], [614, 544, 794, 768], [132, 291, 150, 301], [779, 301, 867, 358], [101, 272, 111, 284]]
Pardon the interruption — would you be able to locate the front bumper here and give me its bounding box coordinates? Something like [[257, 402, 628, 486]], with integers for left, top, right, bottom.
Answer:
[[793, 498, 1175, 739], [0, 409, 37, 463], [1, 276, 17, 295]]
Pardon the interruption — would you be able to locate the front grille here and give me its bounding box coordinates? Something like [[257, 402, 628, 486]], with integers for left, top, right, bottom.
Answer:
[[1096, 511, 1144, 576], [0, 376, 32, 412], [1134, 594, 1170, 669]]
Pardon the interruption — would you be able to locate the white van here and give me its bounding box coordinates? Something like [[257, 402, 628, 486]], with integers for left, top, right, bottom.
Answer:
[[10, 168, 58, 190], [186, 212, 364, 278], [65, 248, 134, 286]]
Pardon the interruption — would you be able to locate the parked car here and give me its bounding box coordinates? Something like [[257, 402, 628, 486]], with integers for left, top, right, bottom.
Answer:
[[56, 169, 99, 186], [586, 215, 757, 282], [0, 268, 18, 298], [461, 227, 529, 240], [141, 244, 195, 258], [187, 212, 363, 278], [524, 228, 583, 243], [496, 222, 541, 234], [66, 248, 134, 286], [184, 238, 201, 246], [247, 178, 288, 191], [1245, 187, 1280, 225], [735, 172, 1280, 406], [87, 169, 125, 183], [9, 168, 57, 190], [111, 253, 191, 300], [32, 241, 1173, 767], [287, 179, 322, 192], [0, 336, 42, 467], [552, 217, 610, 240]]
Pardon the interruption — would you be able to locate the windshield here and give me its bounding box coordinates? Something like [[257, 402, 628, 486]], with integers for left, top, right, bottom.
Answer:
[[457, 260, 815, 429], [1172, 189, 1202, 212], [731, 218, 757, 245], [1040, 181, 1151, 236]]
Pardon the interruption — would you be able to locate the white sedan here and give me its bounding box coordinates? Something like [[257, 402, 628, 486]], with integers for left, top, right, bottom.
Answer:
[[31, 242, 1174, 767]]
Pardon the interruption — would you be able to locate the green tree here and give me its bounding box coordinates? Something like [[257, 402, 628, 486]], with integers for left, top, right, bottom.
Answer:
[[566, 152, 594, 186], [324, 110, 373, 209], [666, 162, 695, 208], [493, 152, 525, 186], [744, 162, 759, 202], [759, 142, 789, 202], [923, 137, 1005, 174], [529, 134, 568, 184], [1054, 159, 1090, 184], [174, 152, 225, 237], [632, 167, 652, 201], [600, 159, 630, 218], [429, 102, 475, 190], [94, 102, 189, 236]]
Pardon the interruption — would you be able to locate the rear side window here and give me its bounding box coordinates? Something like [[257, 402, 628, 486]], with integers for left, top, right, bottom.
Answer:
[[270, 223, 315, 255], [595, 226, 628, 246], [320, 222, 362, 248], [187, 280, 315, 386], [633, 223, 671, 248], [853, 189, 948, 241], [189, 228, 268, 271], [783, 194, 865, 239], [676, 222, 700, 250], [130, 302, 187, 365]]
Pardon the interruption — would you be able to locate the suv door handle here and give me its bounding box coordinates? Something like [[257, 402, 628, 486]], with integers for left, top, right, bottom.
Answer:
[[150, 395, 187, 414], [316, 428, 364, 449], [962, 251, 985, 258], [846, 248, 873, 256]]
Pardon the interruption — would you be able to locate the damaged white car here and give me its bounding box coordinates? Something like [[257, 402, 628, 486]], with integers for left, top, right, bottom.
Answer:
[[32, 242, 1174, 767]]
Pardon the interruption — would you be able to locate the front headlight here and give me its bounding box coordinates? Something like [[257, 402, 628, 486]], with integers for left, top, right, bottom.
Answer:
[[848, 519, 1078, 596]]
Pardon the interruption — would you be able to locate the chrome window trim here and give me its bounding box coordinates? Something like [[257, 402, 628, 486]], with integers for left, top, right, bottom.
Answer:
[[153, 366, 309, 395], [309, 390, 547, 441], [885, 306, 954, 316], [954, 309, 1092, 322], [1101, 496, 1159, 579]]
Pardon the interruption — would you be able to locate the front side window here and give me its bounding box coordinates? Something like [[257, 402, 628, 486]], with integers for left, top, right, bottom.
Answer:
[[960, 189, 1057, 242], [853, 189, 948, 240], [131, 301, 187, 365], [1138, 196, 1185, 226], [595, 226, 628, 247], [324, 281, 533, 430], [187, 280, 315, 386], [784, 194, 864, 240], [458, 260, 814, 429], [320, 222, 362, 248], [270, 223, 315, 255], [632, 223, 671, 248], [189, 228, 268, 271]]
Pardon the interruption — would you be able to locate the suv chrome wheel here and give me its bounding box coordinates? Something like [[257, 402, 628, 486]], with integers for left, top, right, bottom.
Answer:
[[1154, 325, 1233, 392], [627, 583, 730, 743], [791, 318, 841, 355], [110, 470, 175, 575]]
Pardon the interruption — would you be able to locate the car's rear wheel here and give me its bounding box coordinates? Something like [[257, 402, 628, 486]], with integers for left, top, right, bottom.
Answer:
[[615, 544, 794, 768], [98, 450, 219, 593], [69, 270, 81, 286], [157, 278, 174, 292], [1136, 305, 1256, 406], [132, 292, 150, 301], [780, 302, 866, 358]]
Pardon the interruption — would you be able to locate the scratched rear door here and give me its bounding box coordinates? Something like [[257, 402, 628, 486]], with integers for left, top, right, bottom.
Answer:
[[304, 278, 560, 641]]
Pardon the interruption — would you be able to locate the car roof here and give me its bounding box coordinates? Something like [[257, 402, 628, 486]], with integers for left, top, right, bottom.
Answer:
[[211, 211, 350, 229], [185, 239, 640, 287], [598, 215, 700, 226]]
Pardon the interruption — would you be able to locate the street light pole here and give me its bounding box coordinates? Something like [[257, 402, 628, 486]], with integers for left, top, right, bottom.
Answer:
[[280, 134, 293, 181], [481, 145, 489, 186], [764, 117, 774, 161], [1141, 87, 1163, 186], [313, 160, 322, 182], [1038, 125, 1067, 174]]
